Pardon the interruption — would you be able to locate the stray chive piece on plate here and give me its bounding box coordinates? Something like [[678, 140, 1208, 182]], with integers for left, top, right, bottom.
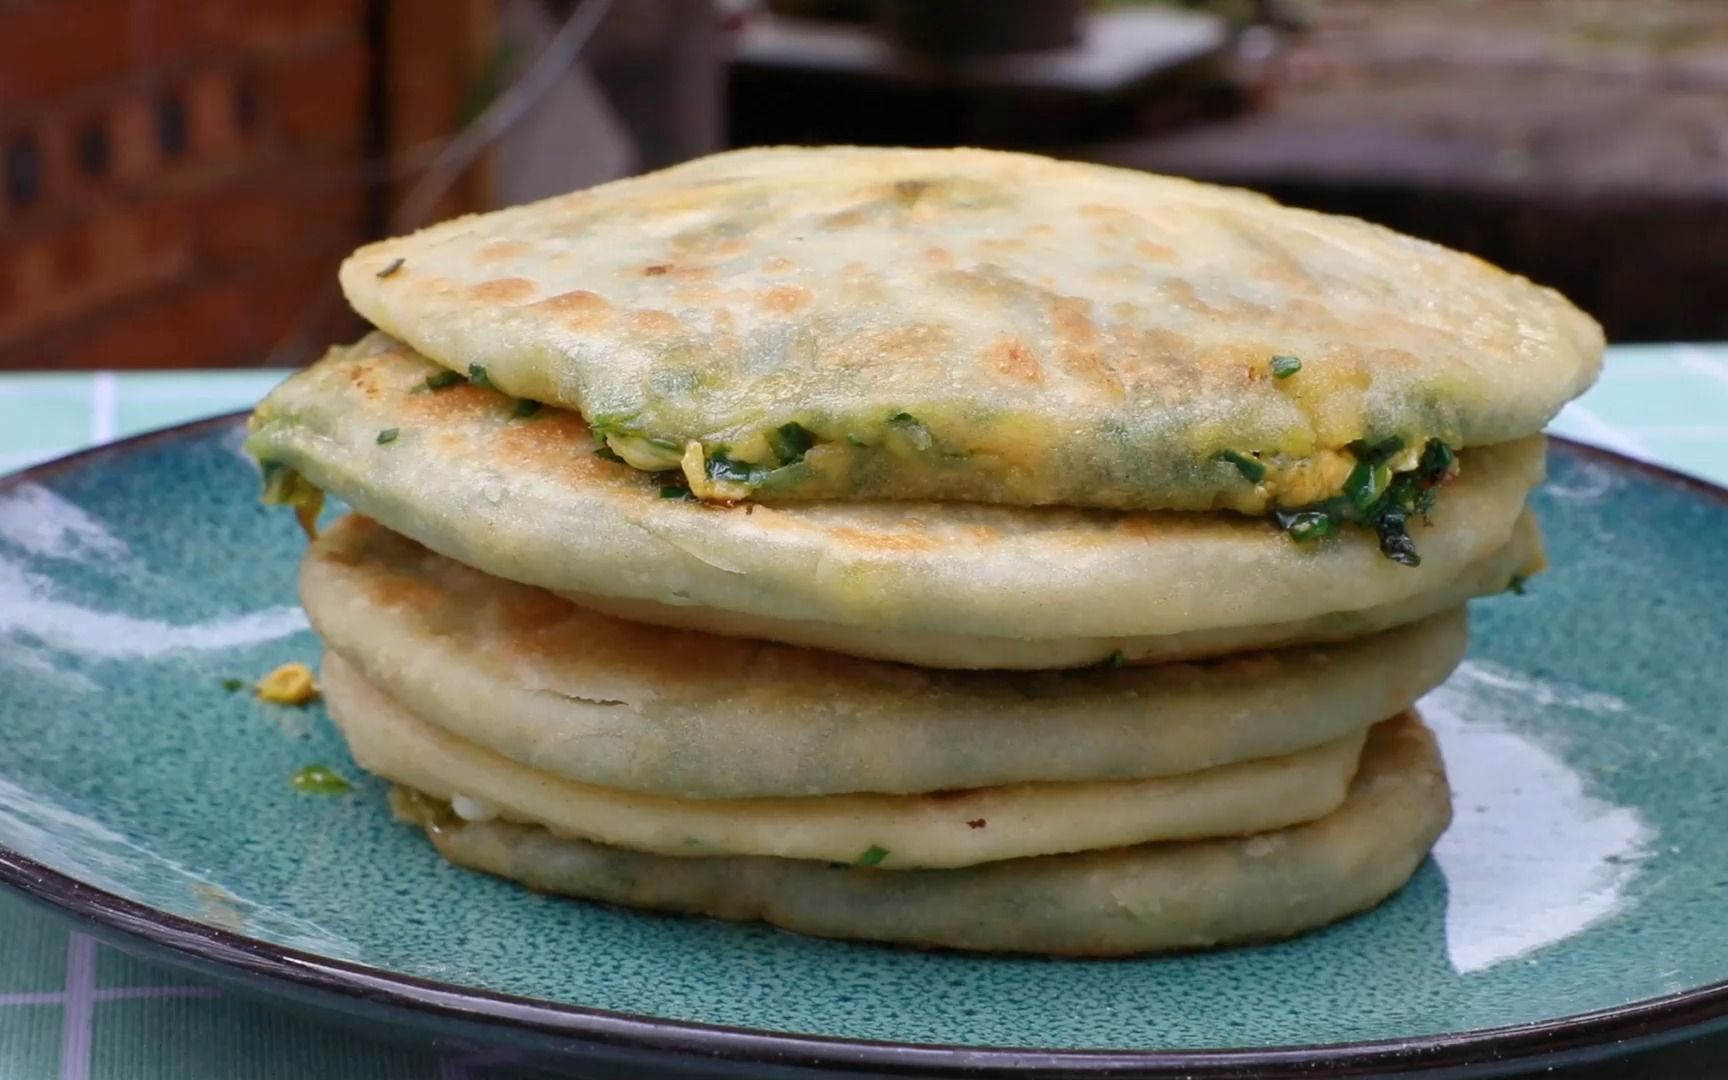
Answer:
[[468, 364, 494, 390], [1218, 449, 1266, 483], [290, 765, 352, 795], [375, 257, 405, 279], [220, 677, 247, 693], [512, 399, 542, 419], [376, 427, 399, 445], [856, 844, 889, 867], [1506, 574, 1529, 596], [1271, 354, 1302, 379]]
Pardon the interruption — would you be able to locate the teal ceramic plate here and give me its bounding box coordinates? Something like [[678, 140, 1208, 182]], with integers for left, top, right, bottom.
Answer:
[[2, 417, 1726, 1078]]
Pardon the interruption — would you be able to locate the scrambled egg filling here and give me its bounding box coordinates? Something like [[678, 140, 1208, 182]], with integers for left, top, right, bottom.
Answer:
[[256, 662, 319, 705]]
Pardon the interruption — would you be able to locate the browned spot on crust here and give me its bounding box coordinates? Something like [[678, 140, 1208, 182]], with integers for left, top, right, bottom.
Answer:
[[1160, 279, 1226, 319], [469, 277, 536, 304], [757, 284, 812, 314], [489, 408, 603, 480], [363, 573, 448, 617], [761, 256, 796, 274], [642, 264, 672, 276], [924, 788, 971, 803], [986, 337, 1043, 383], [495, 586, 583, 639], [966, 818, 987, 829], [475, 240, 531, 263], [923, 246, 955, 268], [827, 527, 942, 554], [630, 309, 683, 334], [1136, 240, 1177, 262], [710, 237, 750, 259], [535, 289, 612, 331], [893, 178, 931, 202]]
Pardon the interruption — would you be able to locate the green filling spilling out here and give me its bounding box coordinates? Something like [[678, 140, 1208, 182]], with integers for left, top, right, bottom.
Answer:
[[1274, 438, 1459, 567], [260, 463, 325, 539]]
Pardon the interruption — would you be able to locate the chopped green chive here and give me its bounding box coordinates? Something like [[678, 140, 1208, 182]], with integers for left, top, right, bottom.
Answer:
[[1105, 650, 1126, 669], [467, 364, 494, 390], [1272, 438, 1454, 565], [376, 257, 405, 279], [593, 446, 627, 464], [659, 484, 696, 500], [290, 765, 352, 795], [1420, 439, 1457, 480], [886, 412, 934, 452], [1344, 460, 1392, 513], [856, 845, 889, 867], [1506, 575, 1528, 596], [220, 677, 246, 693], [1278, 509, 1337, 543], [1270, 354, 1302, 379], [376, 427, 399, 445], [1219, 449, 1266, 483], [766, 421, 817, 466], [705, 448, 770, 486], [419, 369, 462, 392], [512, 399, 543, 419], [1348, 435, 1406, 467], [844, 434, 868, 448]]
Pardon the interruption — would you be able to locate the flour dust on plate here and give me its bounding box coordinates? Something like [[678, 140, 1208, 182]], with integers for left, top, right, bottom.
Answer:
[[0, 422, 1726, 1075]]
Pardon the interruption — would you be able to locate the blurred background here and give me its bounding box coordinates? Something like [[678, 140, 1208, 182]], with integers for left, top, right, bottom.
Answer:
[[1, 0, 1724, 371]]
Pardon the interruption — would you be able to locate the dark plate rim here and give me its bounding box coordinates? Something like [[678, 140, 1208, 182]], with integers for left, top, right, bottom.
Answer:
[[2, 413, 1727, 1077]]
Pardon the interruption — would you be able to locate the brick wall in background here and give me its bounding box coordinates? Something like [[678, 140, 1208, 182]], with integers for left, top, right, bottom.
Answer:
[[0, 0, 375, 369]]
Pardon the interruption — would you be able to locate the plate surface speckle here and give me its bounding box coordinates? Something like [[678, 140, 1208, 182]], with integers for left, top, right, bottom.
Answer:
[[1, 419, 1725, 1074]]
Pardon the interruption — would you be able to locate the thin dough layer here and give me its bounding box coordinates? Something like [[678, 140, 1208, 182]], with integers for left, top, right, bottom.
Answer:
[[388, 713, 1451, 955], [562, 510, 1542, 669], [325, 652, 1369, 869]]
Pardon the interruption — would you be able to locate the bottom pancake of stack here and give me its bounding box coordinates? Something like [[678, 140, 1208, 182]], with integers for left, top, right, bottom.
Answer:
[[304, 514, 1459, 954]]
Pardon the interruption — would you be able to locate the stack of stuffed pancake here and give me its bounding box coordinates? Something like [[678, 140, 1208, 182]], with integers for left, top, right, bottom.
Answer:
[[246, 147, 1602, 955]]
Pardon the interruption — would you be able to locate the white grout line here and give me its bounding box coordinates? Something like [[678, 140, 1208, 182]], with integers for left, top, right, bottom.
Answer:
[[57, 933, 97, 1080], [0, 991, 70, 1006], [1556, 402, 1655, 459], [89, 372, 117, 445], [0, 985, 223, 1008]]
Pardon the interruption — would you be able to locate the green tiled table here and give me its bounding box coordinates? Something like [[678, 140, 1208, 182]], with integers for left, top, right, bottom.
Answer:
[[0, 345, 1726, 1079]]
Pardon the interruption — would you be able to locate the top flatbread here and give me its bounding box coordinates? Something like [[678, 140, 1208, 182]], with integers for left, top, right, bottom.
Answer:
[[340, 145, 1602, 512]]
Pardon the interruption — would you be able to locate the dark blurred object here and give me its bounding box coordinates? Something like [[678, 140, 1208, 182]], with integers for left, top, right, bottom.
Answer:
[[880, 0, 1083, 57], [728, 2, 1232, 148], [1083, 0, 1728, 343], [0, 0, 719, 370], [0, 0, 374, 371]]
